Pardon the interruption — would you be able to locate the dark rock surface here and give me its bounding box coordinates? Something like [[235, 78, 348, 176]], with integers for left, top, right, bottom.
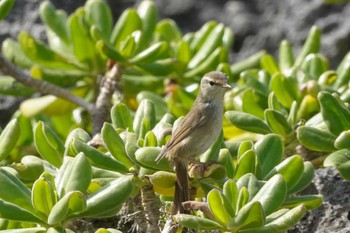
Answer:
[[289, 167, 350, 233], [1, 1, 350, 232]]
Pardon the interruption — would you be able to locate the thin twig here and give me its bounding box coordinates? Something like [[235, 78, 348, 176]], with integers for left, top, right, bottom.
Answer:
[[91, 63, 123, 135], [0, 54, 94, 112]]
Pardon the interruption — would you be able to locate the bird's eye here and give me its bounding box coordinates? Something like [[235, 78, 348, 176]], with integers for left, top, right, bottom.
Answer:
[[209, 81, 215, 86]]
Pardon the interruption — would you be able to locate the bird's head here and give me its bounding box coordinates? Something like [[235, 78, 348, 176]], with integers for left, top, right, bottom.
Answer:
[[200, 71, 231, 101]]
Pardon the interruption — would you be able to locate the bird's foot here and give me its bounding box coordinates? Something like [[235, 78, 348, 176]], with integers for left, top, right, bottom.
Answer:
[[188, 161, 222, 179]]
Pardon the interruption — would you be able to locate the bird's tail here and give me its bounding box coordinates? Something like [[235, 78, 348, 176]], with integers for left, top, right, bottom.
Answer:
[[172, 160, 189, 215]]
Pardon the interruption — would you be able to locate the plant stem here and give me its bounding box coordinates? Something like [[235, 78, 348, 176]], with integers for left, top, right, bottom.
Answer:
[[0, 54, 94, 112], [141, 184, 161, 233], [92, 62, 123, 135]]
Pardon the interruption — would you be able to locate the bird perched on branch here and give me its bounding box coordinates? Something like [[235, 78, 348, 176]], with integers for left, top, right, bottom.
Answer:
[[156, 71, 231, 214]]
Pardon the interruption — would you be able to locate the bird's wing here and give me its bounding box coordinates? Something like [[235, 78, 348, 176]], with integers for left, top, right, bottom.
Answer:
[[156, 104, 207, 161]]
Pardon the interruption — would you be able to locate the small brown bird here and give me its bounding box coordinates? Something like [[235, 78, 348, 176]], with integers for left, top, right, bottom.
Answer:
[[156, 71, 231, 214]]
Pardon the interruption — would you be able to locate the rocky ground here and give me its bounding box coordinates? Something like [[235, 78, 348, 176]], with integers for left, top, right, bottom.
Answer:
[[1, 0, 350, 232]]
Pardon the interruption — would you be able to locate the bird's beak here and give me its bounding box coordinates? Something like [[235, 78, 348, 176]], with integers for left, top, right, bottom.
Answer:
[[222, 83, 231, 89]]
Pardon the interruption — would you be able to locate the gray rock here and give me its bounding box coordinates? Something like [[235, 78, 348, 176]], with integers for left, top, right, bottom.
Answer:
[[289, 167, 350, 233]]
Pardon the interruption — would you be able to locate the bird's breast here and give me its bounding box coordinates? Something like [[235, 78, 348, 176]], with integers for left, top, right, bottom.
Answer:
[[184, 102, 223, 158]]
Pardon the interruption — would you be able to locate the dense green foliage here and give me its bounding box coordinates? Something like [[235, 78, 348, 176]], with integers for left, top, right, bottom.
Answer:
[[0, 0, 349, 232]]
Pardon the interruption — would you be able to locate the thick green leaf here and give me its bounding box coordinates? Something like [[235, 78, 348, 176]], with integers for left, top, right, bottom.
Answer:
[[117, 34, 137, 58], [222, 27, 234, 50], [96, 39, 125, 62], [230, 51, 265, 81], [223, 179, 239, 214], [334, 130, 350, 149], [282, 195, 323, 210], [155, 19, 182, 42], [135, 147, 171, 171], [233, 202, 265, 230], [334, 62, 350, 89], [39, 1, 69, 44], [13, 155, 45, 182], [0, 0, 15, 20], [80, 175, 133, 217], [225, 111, 272, 135], [137, 91, 168, 120], [110, 9, 142, 50], [95, 229, 123, 233], [235, 150, 257, 179], [176, 39, 192, 67], [32, 178, 57, 218], [301, 53, 328, 80], [174, 214, 222, 230], [184, 46, 226, 78], [34, 121, 64, 168], [71, 139, 129, 173], [208, 189, 232, 226], [143, 131, 158, 147], [318, 91, 350, 135], [294, 26, 321, 68], [287, 161, 314, 194], [241, 205, 306, 233], [55, 153, 92, 197], [324, 149, 350, 180], [64, 128, 91, 156], [337, 161, 350, 181], [136, 0, 158, 50], [68, 9, 99, 68], [190, 21, 217, 51], [46, 227, 67, 233], [337, 51, 350, 75], [85, 0, 112, 40], [135, 58, 175, 76], [129, 41, 169, 64], [251, 174, 287, 216], [133, 99, 156, 138], [237, 140, 254, 158], [188, 23, 225, 69], [18, 32, 80, 70], [254, 134, 284, 179], [2, 38, 33, 69], [264, 155, 304, 191], [218, 148, 235, 179], [287, 101, 298, 126], [0, 119, 20, 161], [111, 103, 133, 131], [0, 199, 43, 224], [0, 168, 34, 213], [48, 191, 86, 224], [264, 109, 292, 139], [260, 54, 279, 76], [324, 149, 350, 168], [240, 70, 269, 96], [279, 40, 294, 72], [270, 73, 299, 109], [297, 126, 336, 152], [20, 86, 87, 117], [236, 174, 261, 201], [102, 123, 133, 168], [242, 89, 267, 119]]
